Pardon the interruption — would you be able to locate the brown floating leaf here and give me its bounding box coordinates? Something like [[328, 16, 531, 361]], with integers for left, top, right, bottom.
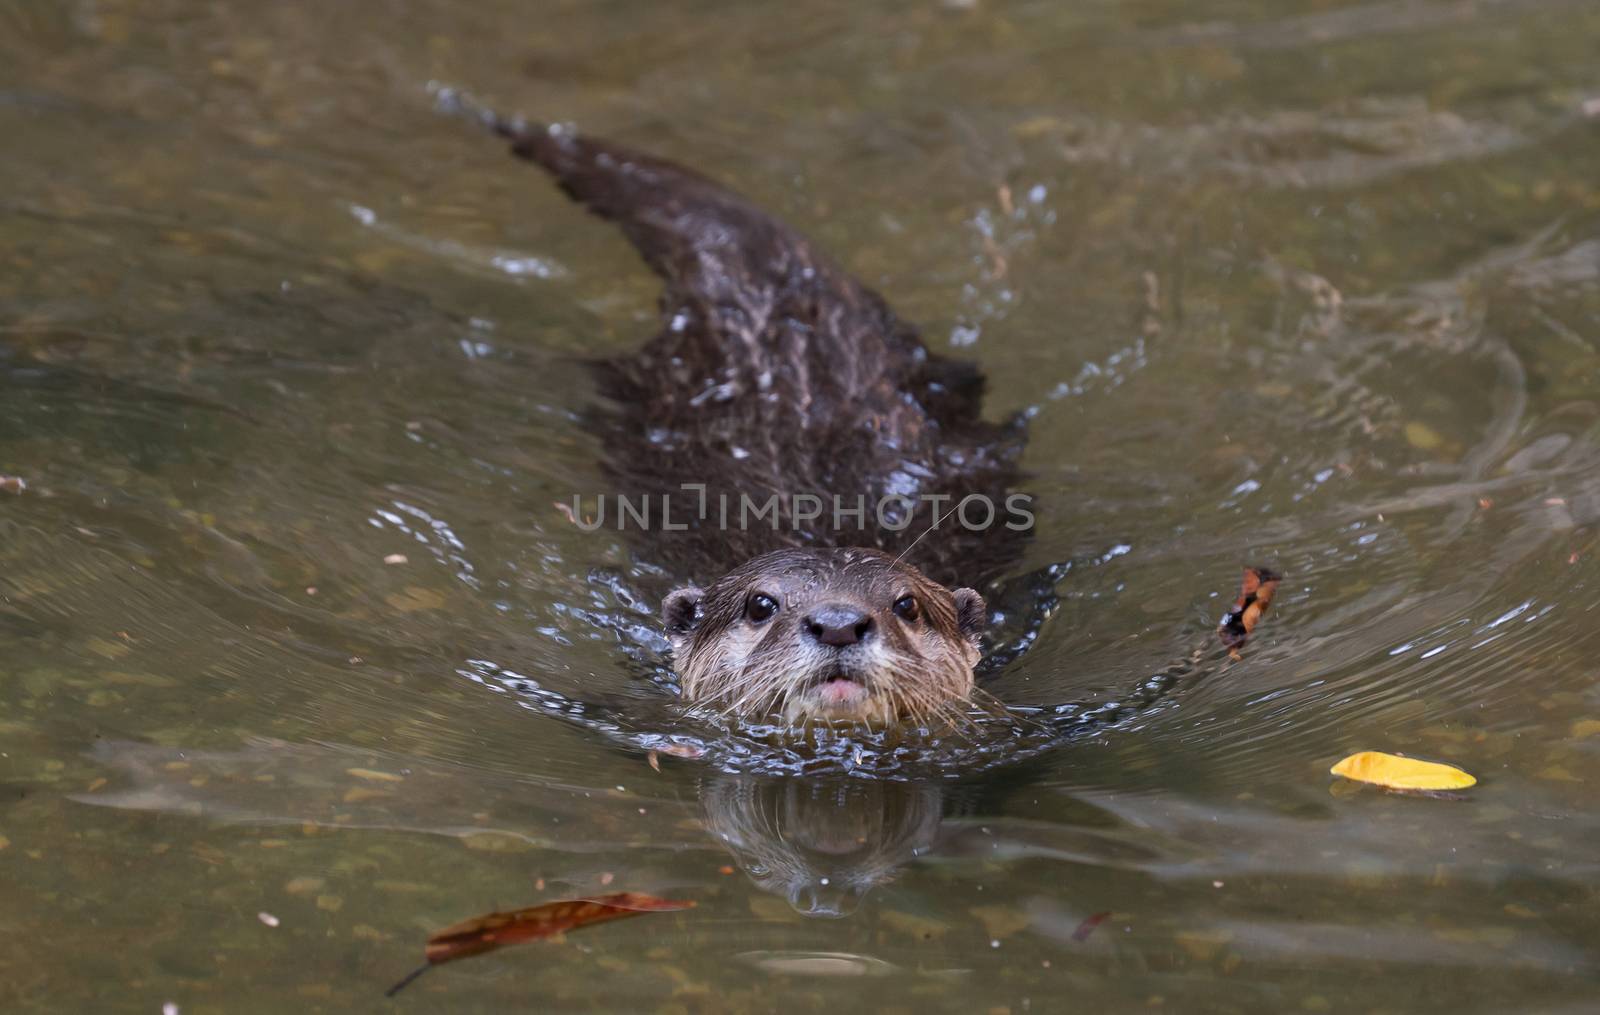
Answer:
[[423, 892, 689, 964], [386, 892, 694, 996], [1219, 566, 1281, 655]]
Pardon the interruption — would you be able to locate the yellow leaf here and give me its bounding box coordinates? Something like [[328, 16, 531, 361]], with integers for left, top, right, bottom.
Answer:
[[1330, 751, 1476, 790]]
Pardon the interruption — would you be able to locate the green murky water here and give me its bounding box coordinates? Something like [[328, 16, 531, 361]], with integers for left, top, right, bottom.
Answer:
[[4, 1, 1600, 1011]]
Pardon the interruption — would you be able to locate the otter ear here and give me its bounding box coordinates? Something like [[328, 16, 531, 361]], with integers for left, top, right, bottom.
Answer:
[[952, 588, 987, 644], [661, 586, 705, 650]]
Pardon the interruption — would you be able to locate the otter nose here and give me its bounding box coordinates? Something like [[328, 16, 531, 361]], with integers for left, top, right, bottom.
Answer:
[[804, 604, 873, 647]]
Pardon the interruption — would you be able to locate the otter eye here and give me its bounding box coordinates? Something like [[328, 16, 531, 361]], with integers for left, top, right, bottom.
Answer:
[[745, 592, 779, 624], [893, 595, 921, 622]]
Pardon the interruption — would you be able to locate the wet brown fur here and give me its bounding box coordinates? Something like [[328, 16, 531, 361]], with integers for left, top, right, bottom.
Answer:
[[663, 547, 985, 724], [498, 121, 1025, 723]]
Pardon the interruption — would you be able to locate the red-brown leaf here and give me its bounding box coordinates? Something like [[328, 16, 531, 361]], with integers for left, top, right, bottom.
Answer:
[[1071, 910, 1111, 942], [387, 892, 694, 996], [424, 892, 694, 964]]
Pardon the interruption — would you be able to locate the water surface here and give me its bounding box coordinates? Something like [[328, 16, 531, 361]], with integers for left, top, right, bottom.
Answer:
[[3, 0, 1600, 1011]]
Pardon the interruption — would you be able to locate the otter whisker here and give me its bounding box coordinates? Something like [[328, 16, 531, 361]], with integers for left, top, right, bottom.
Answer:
[[969, 684, 1045, 734], [717, 646, 791, 719], [891, 503, 963, 570]]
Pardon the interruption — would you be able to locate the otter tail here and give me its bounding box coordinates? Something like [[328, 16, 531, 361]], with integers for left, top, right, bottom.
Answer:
[[433, 83, 811, 306]]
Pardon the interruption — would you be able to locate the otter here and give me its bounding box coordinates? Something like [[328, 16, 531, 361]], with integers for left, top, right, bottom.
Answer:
[[488, 115, 1028, 726]]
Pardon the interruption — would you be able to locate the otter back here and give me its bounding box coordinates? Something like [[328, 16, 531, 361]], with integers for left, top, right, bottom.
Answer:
[[503, 123, 1026, 589]]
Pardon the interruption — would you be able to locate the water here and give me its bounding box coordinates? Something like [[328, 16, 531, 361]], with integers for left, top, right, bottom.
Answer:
[[3, 0, 1599, 1011]]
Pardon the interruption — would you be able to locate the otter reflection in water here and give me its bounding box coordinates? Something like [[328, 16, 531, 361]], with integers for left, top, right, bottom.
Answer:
[[701, 773, 943, 918], [478, 107, 1029, 727]]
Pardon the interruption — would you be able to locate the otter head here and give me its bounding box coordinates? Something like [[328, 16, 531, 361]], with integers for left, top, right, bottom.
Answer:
[[661, 547, 987, 725]]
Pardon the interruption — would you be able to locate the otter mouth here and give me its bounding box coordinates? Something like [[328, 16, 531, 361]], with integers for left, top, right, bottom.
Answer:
[[815, 674, 867, 706], [808, 667, 866, 687], [797, 667, 876, 714]]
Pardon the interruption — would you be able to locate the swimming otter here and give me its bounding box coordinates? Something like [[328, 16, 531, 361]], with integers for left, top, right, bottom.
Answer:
[[490, 116, 1026, 724]]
